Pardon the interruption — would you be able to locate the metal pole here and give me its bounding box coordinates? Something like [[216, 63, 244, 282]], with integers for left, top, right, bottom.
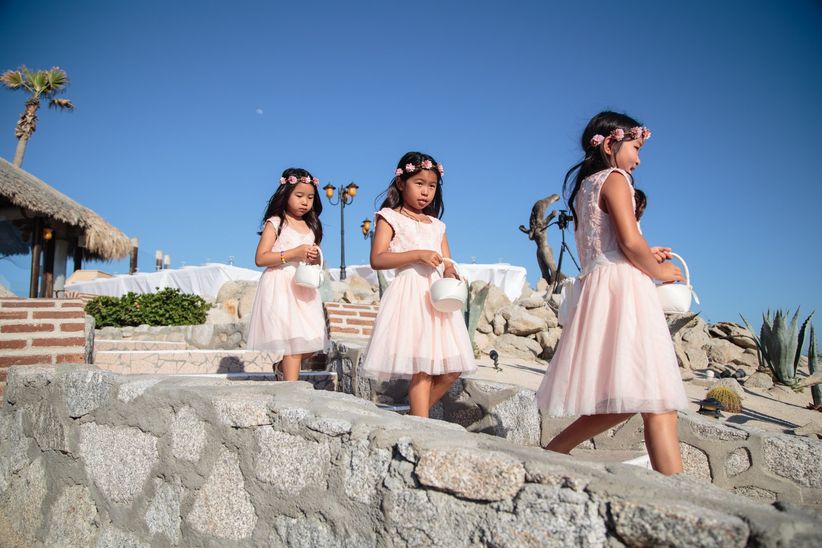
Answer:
[[340, 189, 347, 280]]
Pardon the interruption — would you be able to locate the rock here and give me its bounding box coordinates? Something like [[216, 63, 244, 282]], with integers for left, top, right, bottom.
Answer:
[[483, 388, 541, 446], [346, 275, 376, 302], [680, 368, 695, 381], [32, 400, 71, 453], [609, 500, 749, 547], [515, 295, 544, 309], [492, 313, 506, 336], [187, 447, 257, 539], [709, 378, 745, 400], [118, 378, 161, 403], [215, 280, 254, 304], [0, 408, 31, 491], [271, 515, 368, 547], [536, 277, 549, 292], [707, 339, 745, 366], [0, 457, 47, 544], [528, 304, 559, 328], [476, 313, 492, 334], [45, 485, 99, 547], [505, 308, 547, 337], [709, 322, 757, 350], [206, 306, 236, 324], [60, 367, 116, 418], [254, 429, 331, 495], [84, 315, 95, 363], [794, 421, 822, 438], [493, 334, 543, 360], [214, 394, 272, 427], [237, 285, 257, 319], [171, 406, 207, 462], [416, 448, 525, 501], [145, 479, 183, 544], [687, 414, 749, 441], [744, 371, 773, 389], [726, 447, 752, 477], [763, 434, 822, 488], [79, 423, 159, 504], [473, 332, 494, 352], [679, 442, 712, 482], [343, 437, 392, 504], [481, 283, 512, 323], [536, 329, 561, 360]]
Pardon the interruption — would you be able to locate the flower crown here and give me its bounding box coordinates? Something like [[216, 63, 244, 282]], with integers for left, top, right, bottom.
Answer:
[[589, 126, 651, 148], [279, 175, 319, 186], [394, 159, 445, 177]]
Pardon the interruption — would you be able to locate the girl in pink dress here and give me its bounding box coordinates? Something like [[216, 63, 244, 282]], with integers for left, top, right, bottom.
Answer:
[[362, 151, 476, 417], [536, 111, 688, 475], [246, 167, 327, 381]]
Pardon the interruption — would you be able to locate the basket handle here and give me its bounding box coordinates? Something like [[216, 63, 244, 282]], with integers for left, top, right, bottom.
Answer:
[[669, 252, 690, 287], [435, 257, 462, 280]]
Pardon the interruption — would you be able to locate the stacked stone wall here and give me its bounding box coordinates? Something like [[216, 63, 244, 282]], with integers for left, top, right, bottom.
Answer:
[[2, 364, 819, 546]]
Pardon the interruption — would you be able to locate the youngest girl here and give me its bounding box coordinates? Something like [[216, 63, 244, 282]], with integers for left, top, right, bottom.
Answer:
[[246, 167, 327, 381]]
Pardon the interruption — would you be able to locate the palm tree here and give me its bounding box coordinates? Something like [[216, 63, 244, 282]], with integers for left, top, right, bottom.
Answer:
[[1, 66, 75, 167]]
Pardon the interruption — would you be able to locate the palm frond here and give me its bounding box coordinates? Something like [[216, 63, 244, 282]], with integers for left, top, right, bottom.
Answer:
[[48, 98, 75, 111], [0, 70, 25, 90], [44, 67, 69, 94]]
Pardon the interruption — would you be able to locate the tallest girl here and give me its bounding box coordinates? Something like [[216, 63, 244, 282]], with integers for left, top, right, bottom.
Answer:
[[537, 111, 688, 475]]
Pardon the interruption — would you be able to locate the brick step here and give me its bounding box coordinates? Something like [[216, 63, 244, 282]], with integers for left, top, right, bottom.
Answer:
[[94, 339, 189, 352], [92, 349, 282, 375]]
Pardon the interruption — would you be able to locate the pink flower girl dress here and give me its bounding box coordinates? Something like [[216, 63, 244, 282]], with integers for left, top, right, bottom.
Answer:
[[536, 168, 688, 416], [246, 217, 328, 357], [362, 208, 476, 381]]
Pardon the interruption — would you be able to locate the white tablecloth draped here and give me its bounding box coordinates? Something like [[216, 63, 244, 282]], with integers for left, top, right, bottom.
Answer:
[[65, 264, 262, 300], [328, 263, 527, 302]]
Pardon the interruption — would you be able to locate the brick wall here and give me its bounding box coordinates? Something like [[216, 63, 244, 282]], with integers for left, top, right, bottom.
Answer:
[[0, 298, 88, 394], [323, 302, 378, 339]]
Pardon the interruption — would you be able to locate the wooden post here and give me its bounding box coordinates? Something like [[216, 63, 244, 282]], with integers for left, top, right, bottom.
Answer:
[[73, 233, 84, 272], [29, 218, 43, 298], [129, 237, 139, 274], [42, 233, 55, 298]]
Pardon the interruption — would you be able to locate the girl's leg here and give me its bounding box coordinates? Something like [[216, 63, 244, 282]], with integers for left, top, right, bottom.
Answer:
[[641, 411, 683, 475], [428, 373, 461, 410], [544, 413, 633, 454], [408, 373, 433, 417], [279, 353, 304, 382]]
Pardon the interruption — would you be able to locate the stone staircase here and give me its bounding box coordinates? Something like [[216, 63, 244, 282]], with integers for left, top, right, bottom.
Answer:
[[91, 339, 337, 389]]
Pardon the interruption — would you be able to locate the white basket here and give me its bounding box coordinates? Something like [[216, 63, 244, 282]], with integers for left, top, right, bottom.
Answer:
[[430, 258, 467, 313], [656, 252, 700, 313], [294, 247, 324, 289]]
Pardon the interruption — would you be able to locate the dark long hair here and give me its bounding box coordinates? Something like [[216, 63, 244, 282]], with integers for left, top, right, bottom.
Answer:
[[563, 111, 643, 229], [258, 167, 323, 244], [375, 151, 445, 218]]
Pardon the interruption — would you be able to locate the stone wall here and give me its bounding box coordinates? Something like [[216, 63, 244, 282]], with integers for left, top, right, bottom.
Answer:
[[0, 298, 91, 397], [1, 364, 820, 546]]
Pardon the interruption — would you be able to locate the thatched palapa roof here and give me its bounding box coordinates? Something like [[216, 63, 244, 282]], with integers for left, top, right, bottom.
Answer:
[[0, 157, 131, 261]]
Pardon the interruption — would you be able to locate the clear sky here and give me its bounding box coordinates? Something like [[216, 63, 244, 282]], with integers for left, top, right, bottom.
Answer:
[[1, 0, 820, 326]]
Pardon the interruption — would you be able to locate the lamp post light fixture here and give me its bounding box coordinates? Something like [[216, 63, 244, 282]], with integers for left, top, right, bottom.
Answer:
[[323, 181, 359, 280], [360, 217, 373, 239]]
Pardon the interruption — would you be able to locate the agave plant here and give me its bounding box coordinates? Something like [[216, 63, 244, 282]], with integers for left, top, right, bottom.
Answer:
[[741, 308, 814, 388], [808, 324, 821, 406]]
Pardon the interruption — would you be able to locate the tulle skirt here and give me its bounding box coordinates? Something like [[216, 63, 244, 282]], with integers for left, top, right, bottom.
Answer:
[[536, 260, 688, 416], [362, 264, 477, 381], [245, 265, 328, 357]]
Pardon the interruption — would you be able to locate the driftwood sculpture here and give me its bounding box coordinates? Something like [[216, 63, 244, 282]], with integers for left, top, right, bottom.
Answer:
[[518, 194, 563, 285]]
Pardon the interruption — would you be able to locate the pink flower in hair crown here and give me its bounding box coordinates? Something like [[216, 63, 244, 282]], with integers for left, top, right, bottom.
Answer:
[[590, 134, 605, 147], [437, 163, 444, 175], [590, 126, 652, 148], [279, 177, 287, 185], [395, 168, 403, 177], [612, 128, 625, 141], [421, 159, 433, 170], [404, 163, 416, 173], [287, 175, 297, 184]]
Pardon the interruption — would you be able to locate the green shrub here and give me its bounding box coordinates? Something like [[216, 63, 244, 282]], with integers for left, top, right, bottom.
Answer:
[[85, 288, 210, 328]]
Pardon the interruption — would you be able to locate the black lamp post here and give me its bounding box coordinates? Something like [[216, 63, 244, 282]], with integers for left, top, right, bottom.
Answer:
[[323, 182, 359, 280]]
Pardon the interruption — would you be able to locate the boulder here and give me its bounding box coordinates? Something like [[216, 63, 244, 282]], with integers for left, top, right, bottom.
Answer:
[[536, 278, 549, 292], [505, 308, 547, 337], [706, 339, 745, 366], [528, 304, 559, 328], [515, 295, 545, 309], [479, 283, 512, 323], [744, 371, 773, 390], [493, 334, 543, 360], [492, 314, 506, 336], [346, 275, 376, 302], [536, 329, 561, 360], [709, 322, 758, 350]]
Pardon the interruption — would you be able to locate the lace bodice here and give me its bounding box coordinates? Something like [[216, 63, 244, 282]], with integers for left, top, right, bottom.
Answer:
[[375, 208, 445, 254], [573, 168, 638, 273], [266, 217, 315, 254]]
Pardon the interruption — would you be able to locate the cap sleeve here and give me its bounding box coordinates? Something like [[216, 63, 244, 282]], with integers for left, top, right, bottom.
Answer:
[[265, 216, 282, 230], [375, 208, 397, 232]]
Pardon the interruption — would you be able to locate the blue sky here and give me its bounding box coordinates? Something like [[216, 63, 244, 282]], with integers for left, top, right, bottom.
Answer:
[[1, 0, 820, 326]]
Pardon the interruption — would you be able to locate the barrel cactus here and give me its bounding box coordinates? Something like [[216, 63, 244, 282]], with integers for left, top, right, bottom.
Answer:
[[706, 385, 742, 413], [741, 308, 814, 388]]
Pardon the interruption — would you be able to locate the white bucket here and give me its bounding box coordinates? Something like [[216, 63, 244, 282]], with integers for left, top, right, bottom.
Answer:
[[430, 258, 467, 313], [656, 252, 700, 313], [294, 247, 324, 289]]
